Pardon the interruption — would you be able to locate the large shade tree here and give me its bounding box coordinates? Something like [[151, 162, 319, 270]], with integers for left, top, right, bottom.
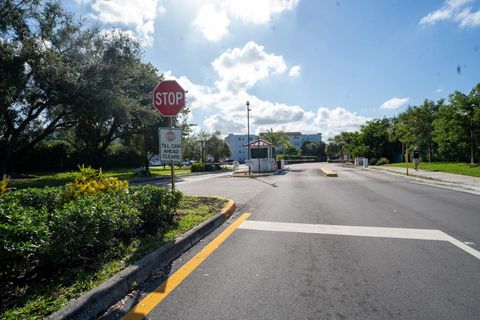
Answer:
[[68, 32, 165, 167], [0, 0, 94, 175]]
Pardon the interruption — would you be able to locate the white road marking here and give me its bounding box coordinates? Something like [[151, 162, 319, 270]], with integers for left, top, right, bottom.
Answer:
[[239, 220, 480, 261], [177, 172, 232, 183]]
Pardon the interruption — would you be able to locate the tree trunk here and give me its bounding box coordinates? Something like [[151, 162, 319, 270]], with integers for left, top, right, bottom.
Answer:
[[428, 144, 432, 163], [0, 139, 17, 177]]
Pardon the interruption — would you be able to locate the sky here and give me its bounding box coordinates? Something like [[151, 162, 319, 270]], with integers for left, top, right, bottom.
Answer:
[[65, 0, 480, 139]]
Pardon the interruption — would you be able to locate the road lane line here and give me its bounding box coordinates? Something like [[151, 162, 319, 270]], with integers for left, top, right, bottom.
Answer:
[[122, 212, 251, 320], [444, 236, 480, 260], [239, 220, 480, 260], [239, 220, 448, 241]]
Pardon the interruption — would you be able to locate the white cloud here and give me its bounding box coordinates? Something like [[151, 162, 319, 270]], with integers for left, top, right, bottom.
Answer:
[[212, 41, 287, 93], [288, 65, 301, 77], [193, 0, 300, 41], [90, 0, 165, 46], [192, 4, 230, 41], [204, 114, 245, 133], [225, 0, 300, 24], [456, 7, 480, 26], [163, 42, 369, 139], [314, 107, 371, 138], [380, 97, 410, 109], [419, 0, 480, 28]]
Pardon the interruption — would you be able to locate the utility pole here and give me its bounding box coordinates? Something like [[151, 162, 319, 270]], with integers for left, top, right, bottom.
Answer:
[[246, 101, 251, 175]]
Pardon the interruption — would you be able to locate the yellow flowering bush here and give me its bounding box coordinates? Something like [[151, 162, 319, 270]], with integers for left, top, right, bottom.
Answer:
[[64, 165, 128, 200], [0, 175, 9, 195]]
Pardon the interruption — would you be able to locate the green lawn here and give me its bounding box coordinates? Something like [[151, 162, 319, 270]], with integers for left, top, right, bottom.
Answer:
[[1, 196, 227, 320], [9, 166, 191, 189], [382, 162, 480, 177]]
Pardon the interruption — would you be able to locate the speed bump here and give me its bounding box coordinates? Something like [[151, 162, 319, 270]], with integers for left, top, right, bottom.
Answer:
[[320, 167, 337, 177]]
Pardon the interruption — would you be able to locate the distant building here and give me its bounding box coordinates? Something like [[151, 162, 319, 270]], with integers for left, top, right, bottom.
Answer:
[[225, 132, 323, 161], [284, 132, 322, 149], [224, 134, 258, 162]]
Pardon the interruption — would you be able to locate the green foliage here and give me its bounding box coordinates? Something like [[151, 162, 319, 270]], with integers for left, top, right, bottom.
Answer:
[[129, 185, 182, 235], [433, 104, 469, 161], [7, 187, 64, 212], [284, 145, 300, 156], [47, 193, 141, 266], [0, 202, 50, 278], [191, 162, 204, 172], [300, 141, 327, 160], [0, 195, 221, 320], [393, 100, 440, 162], [0, 0, 97, 174], [261, 129, 292, 149], [206, 131, 232, 162]]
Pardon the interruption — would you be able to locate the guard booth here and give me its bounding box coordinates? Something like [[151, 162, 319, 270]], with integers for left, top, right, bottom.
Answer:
[[245, 139, 276, 172]]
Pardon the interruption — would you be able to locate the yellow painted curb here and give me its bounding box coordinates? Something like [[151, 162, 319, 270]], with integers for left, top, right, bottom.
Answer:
[[121, 212, 251, 320], [320, 167, 338, 177], [220, 199, 236, 216]]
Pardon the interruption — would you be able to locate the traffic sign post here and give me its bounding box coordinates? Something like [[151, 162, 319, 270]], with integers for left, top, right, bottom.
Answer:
[[159, 128, 182, 163], [152, 80, 185, 117], [153, 80, 186, 191]]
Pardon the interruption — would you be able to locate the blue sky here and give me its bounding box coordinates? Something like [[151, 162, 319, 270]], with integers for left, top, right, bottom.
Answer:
[[65, 0, 480, 138]]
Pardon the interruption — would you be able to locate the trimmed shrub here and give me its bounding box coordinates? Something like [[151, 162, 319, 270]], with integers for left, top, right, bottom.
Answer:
[[129, 185, 182, 235], [191, 162, 204, 172], [205, 164, 216, 171], [0, 202, 50, 278], [8, 187, 64, 213], [376, 157, 390, 165], [47, 192, 141, 266], [369, 158, 378, 166]]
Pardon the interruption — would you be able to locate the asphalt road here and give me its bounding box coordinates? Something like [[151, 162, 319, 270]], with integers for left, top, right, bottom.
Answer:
[[105, 163, 480, 320]]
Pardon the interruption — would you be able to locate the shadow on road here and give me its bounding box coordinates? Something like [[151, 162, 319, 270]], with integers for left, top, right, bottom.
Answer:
[[252, 177, 278, 187]]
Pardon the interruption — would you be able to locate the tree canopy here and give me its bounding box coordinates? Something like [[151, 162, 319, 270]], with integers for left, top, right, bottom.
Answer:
[[328, 83, 480, 164]]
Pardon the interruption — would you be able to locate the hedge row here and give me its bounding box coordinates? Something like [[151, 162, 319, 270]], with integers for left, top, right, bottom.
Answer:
[[0, 185, 182, 281]]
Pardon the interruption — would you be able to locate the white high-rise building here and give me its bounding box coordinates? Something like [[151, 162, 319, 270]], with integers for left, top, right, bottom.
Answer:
[[284, 132, 322, 148], [224, 134, 258, 162]]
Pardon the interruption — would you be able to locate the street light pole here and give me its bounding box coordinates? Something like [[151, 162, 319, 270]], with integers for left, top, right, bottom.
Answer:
[[246, 101, 251, 175]]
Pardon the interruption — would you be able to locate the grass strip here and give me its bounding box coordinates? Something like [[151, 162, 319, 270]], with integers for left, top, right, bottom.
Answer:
[[9, 167, 191, 189], [382, 162, 480, 177], [0, 196, 227, 320]]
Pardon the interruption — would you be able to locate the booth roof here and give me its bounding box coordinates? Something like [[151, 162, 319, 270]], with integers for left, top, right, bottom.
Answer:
[[245, 139, 275, 148]]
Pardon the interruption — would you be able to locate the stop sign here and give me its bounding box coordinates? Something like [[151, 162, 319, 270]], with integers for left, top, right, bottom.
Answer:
[[152, 80, 185, 116]]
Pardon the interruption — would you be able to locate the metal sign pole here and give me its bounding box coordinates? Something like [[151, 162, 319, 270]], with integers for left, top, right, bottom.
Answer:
[[170, 117, 175, 191]]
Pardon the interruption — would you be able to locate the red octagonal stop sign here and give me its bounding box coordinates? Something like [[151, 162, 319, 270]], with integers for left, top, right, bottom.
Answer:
[[152, 80, 185, 117]]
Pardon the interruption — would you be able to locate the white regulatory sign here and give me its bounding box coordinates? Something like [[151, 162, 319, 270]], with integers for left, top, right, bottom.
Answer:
[[159, 128, 182, 163]]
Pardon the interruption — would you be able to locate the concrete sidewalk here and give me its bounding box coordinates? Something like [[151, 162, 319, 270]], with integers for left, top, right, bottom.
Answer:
[[369, 165, 480, 194]]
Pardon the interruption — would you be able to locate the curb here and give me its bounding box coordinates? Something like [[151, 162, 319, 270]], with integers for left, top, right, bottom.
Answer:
[[368, 167, 480, 195], [46, 200, 237, 320]]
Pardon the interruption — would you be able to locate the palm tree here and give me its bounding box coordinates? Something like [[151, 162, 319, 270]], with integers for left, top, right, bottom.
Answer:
[[261, 128, 292, 152]]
